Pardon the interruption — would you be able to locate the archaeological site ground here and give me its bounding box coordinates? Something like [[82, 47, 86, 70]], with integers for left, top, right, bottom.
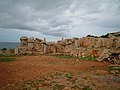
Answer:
[[0, 32, 120, 90]]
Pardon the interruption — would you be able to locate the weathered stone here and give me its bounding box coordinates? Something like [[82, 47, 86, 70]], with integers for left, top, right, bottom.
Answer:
[[97, 49, 110, 62], [27, 43, 34, 51], [15, 46, 19, 54], [27, 37, 34, 43], [95, 38, 103, 48], [15, 32, 120, 64], [80, 37, 97, 47], [20, 36, 28, 40], [116, 38, 120, 49], [20, 36, 28, 46], [43, 44, 47, 54], [97, 50, 120, 64], [107, 37, 115, 48], [35, 38, 42, 43]]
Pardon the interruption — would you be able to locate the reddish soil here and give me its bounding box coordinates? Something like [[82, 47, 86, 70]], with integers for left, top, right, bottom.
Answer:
[[0, 56, 120, 90]]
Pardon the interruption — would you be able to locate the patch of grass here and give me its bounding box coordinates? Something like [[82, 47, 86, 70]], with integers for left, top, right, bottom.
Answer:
[[82, 85, 92, 90], [77, 71, 83, 75], [79, 56, 96, 61], [56, 55, 97, 61], [47, 61, 56, 64], [37, 79, 45, 82], [50, 72, 63, 77], [52, 84, 64, 90], [70, 78, 78, 84], [57, 55, 77, 59], [108, 66, 120, 73], [0, 54, 19, 57], [64, 73, 73, 79], [0, 57, 16, 62]]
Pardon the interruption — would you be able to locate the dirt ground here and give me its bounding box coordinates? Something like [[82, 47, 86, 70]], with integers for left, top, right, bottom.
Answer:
[[0, 55, 120, 90]]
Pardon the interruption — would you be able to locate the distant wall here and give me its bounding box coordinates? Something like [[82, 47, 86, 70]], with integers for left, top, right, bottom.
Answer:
[[15, 32, 120, 57]]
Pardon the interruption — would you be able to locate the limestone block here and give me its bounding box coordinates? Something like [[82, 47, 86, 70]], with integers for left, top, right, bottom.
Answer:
[[116, 38, 120, 49], [15, 46, 19, 54], [27, 43, 34, 51], [97, 49, 110, 62], [20, 36, 28, 46], [27, 37, 34, 43]]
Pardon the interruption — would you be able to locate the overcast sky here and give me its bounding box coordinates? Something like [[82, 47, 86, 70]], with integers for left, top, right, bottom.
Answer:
[[0, 0, 120, 42]]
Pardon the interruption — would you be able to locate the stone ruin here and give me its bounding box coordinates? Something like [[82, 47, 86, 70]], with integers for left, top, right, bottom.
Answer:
[[15, 32, 120, 64]]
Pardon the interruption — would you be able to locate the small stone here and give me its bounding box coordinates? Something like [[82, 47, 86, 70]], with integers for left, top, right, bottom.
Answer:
[[63, 86, 71, 90], [38, 83, 43, 87], [76, 59, 79, 62]]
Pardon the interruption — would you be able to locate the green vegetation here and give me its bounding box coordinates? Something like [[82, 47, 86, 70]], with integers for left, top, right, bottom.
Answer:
[[79, 56, 96, 61], [47, 61, 56, 64], [108, 66, 120, 73], [0, 57, 16, 62], [57, 55, 77, 59], [0, 48, 15, 53], [56, 55, 97, 61], [52, 84, 64, 90], [64, 73, 73, 79], [0, 54, 18, 57], [82, 85, 92, 90]]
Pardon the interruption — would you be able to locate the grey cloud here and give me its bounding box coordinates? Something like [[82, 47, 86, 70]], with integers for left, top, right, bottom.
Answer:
[[0, 0, 74, 37], [1, 23, 34, 31], [93, 16, 120, 28], [0, 0, 120, 40], [42, 30, 67, 37], [49, 17, 70, 28]]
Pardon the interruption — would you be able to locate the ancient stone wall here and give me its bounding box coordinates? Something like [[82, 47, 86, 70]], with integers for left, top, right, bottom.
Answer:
[[14, 32, 120, 64], [15, 32, 120, 63]]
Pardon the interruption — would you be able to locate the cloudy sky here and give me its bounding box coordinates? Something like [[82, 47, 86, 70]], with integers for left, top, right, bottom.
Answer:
[[0, 0, 120, 42]]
